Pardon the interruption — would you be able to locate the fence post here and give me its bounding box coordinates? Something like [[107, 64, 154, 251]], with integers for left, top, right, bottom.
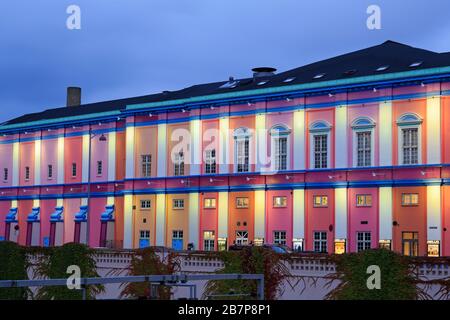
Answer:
[[257, 276, 264, 300]]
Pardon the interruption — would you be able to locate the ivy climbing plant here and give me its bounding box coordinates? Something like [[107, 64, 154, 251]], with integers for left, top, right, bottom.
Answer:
[[0, 241, 30, 300]]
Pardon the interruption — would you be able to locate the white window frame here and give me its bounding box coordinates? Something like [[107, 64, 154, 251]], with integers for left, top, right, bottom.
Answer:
[[234, 127, 251, 173], [173, 199, 185, 210], [141, 154, 152, 178], [174, 150, 185, 176], [236, 197, 249, 208], [397, 113, 422, 165], [140, 199, 151, 210], [173, 230, 183, 239], [273, 196, 287, 208], [309, 121, 331, 169], [273, 231, 287, 245], [351, 117, 375, 168], [204, 149, 216, 174], [270, 125, 291, 171], [313, 231, 327, 253], [357, 231, 371, 252], [203, 230, 215, 251], [204, 198, 216, 209], [236, 230, 249, 245], [139, 230, 150, 239]]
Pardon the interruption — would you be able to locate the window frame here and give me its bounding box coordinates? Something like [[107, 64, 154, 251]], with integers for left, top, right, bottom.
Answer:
[[25, 166, 30, 181], [71, 163, 77, 178], [397, 113, 422, 165], [203, 198, 217, 209], [313, 231, 327, 253], [3, 168, 8, 182], [47, 164, 53, 179], [141, 154, 152, 178], [273, 230, 287, 245], [313, 195, 328, 208], [96, 160, 103, 176], [401, 193, 419, 206], [270, 125, 291, 171], [234, 128, 251, 173], [203, 230, 215, 251], [173, 150, 185, 176], [204, 149, 217, 174], [351, 117, 376, 168], [356, 194, 372, 207], [236, 197, 249, 209], [309, 121, 331, 170], [140, 199, 151, 210], [357, 231, 371, 252], [173, 199, 185, 210], [273, 196, 287, 208]]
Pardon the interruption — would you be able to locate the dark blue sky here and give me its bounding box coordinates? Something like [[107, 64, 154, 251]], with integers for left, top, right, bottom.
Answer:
[[1, 0, 450, 122]]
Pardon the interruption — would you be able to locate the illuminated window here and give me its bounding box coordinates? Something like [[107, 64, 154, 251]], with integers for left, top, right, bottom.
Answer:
[[141, 155, 151, 177], [203, 231, 215, 251], [235, 231, 249, 245], [273, 196, 287, 208], [309, 121, 331, 169], [273, 231, 287, 245], [173, 199, 185, 209], [140, 199, 151, 209], [313, 195, 328, 207], [236, 197, 249, 208], [270, 125, 291, 171], [174, 150, 185, 176], [204, 198, 216, 209], [356, 195, 372, 207], [357, 232, 371, 252], [402, 193, 419, 206], [397, 113, 422, 165], [205, 149, 216, 174], [313, 232, 327, 253], [402, 232, 419, 256]]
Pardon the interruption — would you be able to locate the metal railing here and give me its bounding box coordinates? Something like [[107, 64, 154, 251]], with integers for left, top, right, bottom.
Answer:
[[0, 273, 265, 300]]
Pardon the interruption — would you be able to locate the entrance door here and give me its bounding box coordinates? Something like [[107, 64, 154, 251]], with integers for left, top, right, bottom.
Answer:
[[139, 230, 150, 248], [402, 232, 419, 256], [172, 230, 184, 250], [235, 231, 248, 245]]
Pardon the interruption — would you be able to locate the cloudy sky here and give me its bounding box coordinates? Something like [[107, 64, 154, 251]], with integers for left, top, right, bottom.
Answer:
[[1, 0, 450, 122]]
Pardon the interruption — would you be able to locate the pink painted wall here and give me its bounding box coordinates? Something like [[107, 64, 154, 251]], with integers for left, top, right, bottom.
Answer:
[[90, 134, 109, 182], [64, 137, 82, 184], [265, 190, 293, 245], [0, 143, 13, 187], [0, 200, 11, 239], [229, 116, 256, 173], [41, 138, 58, 185], [199, 192, 218, 250], [305, 108, 335, 169], [88, 197, 107, 247], [201, 120, 219, 175], [305, 189, 335, 253], [167, 123, 190, 176], [40, 199, 57, 245], [266, 113, 294, 171], [17, 200, 33, 245], [347, 188, 379, 252], [19, 141, 35, 186]]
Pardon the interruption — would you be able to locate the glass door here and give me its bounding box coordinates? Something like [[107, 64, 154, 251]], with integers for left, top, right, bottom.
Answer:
[[402, 232, 419, 256]]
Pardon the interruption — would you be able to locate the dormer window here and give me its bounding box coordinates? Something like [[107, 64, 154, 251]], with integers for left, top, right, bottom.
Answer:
[[397, 113, 422, 165], [351, 117, 376, 168], [309, 121, 332, 169]]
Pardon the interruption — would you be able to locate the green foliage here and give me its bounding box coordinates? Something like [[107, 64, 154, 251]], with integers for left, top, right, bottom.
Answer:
[[0, 241, 29, 300], [34, 242, 104, 300], [326, 249, 418, 300], [203, 247, 291, 300], [120, 247, 177, 299]]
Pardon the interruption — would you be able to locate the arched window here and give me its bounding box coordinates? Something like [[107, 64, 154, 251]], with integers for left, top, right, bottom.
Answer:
[[309, 121, 331, 169], [234, 127, 251, 173], [270, 125, 291, 171], [397, 113, 422, 165], [351, 117, 376, 167]]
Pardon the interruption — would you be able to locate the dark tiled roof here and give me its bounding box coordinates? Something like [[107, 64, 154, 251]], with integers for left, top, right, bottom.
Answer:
[[3, 40, 450, 126]]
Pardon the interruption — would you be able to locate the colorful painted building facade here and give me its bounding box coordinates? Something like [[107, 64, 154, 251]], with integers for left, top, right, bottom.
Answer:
[[1, 41, 450, 256]]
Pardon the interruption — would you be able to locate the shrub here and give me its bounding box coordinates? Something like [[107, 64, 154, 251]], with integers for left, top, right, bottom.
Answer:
[[0, 241, 29, 300]]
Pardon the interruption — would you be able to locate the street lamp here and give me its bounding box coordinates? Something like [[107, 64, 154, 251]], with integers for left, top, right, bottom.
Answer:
[[86, 131, 107, 247]]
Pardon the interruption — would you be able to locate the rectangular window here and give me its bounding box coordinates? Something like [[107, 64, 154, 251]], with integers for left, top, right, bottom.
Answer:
[[205, 149, 216, 174], [173, 230, 184, 239], [203, 231, 215, 251], [402, 193, 419, 206], [313, 195, 328, 207], [235, 231, 249, 245], [236, 197, 249, 208], [47, 164, 53, 179], [204, 198, 216, 209], [313, 231, 327, 253], [139, 230, 150, 239], [141, 155, 152, 177], [356, 194, 372, 207], [173, 199, 185, 209], [3, 168, 8, 181], [274, 137, 288, 171], [236, 138, 250, 172], [313, 134, 328, 169], [273, 231, 287, 245], [140, 199, 151, 209], [97, 161, 103, 176], [402, 232, 419, 257], [402, 128, 419, 165], [25, 166, 30, 181], [72, 163, 77, 177], [356, 131, 371, 167], [174, 150, 185, 176], [357, 232, 371, 252], [273, 196, 287, 208]]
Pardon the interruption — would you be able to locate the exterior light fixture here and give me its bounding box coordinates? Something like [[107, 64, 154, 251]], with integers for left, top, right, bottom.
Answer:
[[99, 134, 107, 142]]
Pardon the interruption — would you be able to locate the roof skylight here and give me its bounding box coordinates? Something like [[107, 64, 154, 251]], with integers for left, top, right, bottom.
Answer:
[[313, 73, 326, 79], [409, 61, 423, 68], [376, 65, 390, 72], [283, 77, 296, 83], [257, 80, 268, 86], [219, 80, 239, 89]]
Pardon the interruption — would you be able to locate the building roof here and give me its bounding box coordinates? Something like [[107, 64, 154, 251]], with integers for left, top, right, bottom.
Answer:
[[2, 40, 450, 128]]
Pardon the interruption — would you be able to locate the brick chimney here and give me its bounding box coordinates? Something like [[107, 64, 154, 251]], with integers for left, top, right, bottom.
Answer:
[[67, 87, 81, 107]]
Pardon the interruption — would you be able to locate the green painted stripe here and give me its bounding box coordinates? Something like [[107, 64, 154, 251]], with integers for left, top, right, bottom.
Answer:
[[127, 66, 450, 110]]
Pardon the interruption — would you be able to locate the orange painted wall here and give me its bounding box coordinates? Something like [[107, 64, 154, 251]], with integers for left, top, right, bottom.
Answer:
[[114, 196, 124, 248], [228, 191, 255, 245], [441, 97, 450, 163], [442, 186, 450, 256], [134, 126, 158, 178], [392, 186, 427, 256], [133, 194, 156, 248], [165, 194, 189, 249], [228, 116, 256, 173], [115, 131, 126, 181], [64, 136, 83, 183], [167, 124, 190, 176], [17, 200, 33, 245], [19, 142, 35, 186]]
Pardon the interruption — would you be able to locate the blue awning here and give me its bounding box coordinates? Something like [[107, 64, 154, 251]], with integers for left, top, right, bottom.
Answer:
[[50, 206, 64, 222], [27, 207, 40, 222], [5, 208, 18, 223], [74, 205, 88, 222], [100, 205, 115, 222]]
